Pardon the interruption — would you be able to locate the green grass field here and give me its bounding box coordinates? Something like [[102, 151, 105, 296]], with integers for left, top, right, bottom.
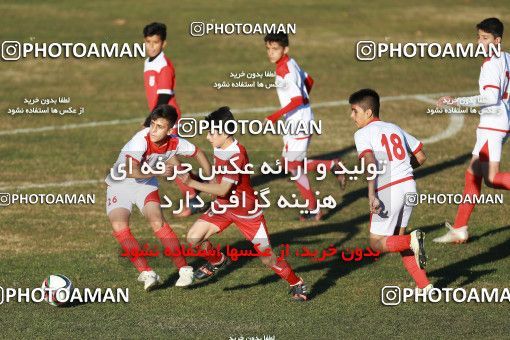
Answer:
[[1, 0, 509, 338]]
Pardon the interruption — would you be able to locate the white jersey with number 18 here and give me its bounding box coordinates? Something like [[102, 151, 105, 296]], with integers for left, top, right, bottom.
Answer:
[[354, 119, 422, 191]]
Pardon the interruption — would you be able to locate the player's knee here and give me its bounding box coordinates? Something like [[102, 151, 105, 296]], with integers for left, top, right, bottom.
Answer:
[[148, 220, 164, 231], [110, 221, 128, 232], [260, 253, 276, 267], [483, 175, 496, 188], [369, 237, 383, 252], [260, 256, 272, 267], [186, 230, 202, 247], [185, 233, 196, 246]]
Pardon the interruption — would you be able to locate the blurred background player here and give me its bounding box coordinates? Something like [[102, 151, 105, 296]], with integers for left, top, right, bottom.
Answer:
[[178, 106, 309, 301], [142, 22, 203, 217], [435, 18, 510, 244], [106, 105, 212, 290], [350, 89, 433, 292], [263, 33, 346, 221]]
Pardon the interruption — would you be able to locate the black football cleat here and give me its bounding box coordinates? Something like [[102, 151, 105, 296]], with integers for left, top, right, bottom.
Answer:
[[193, 256, 231, 280], [290, 279, 309, 301]]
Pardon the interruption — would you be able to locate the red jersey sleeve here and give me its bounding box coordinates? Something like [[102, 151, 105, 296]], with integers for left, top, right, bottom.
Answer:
[[157, 65, 175, 95]]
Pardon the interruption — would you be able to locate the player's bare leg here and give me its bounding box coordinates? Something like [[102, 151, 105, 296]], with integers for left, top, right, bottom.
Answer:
[[434, 156, 482, 244], [186, 220, 231, 280], [108, 207, 161, 291], [306, 158, 347, 191], [481, 160, 510, 189], [330, 159, 347, 190], [143, 202, 193, 286], [370, 230, 430, 289], [287, 160, 323, 221], [436, 147, 510, 244]]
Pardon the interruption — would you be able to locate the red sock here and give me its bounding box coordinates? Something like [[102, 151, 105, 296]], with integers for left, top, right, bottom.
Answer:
[[202, 240, 224, 265], [453, 171, 482, 228], [154, 223, 187, 269], [385, 235, 411, 252], [401, 251, 430, 289], [175, 177, 197, 200], [270, 258, 300, 285], [492, 172, 510, 190], [306, 159, 335, 172], [113, 227, 151, 273]]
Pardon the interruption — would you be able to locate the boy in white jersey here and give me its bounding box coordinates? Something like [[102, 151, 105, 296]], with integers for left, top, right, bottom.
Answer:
[[436, 18, 510, 244], [264, 33, 346, 221], [106, 105, 212, 290], [142, 22, 203, 218], [350, 89, 433, 291]]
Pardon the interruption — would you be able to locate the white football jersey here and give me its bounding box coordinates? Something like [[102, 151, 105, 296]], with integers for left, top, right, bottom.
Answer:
[[105, 128, 197, 186], [457, 52, 510, 132], [354, 119, 422, 190], [275, 55, 313, 134]]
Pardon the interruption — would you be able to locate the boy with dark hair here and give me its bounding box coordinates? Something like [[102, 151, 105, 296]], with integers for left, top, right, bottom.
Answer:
[[264, 33, 346, 221], [142, 22, 202, 217], [106, 104, 212, 290], [178, 106, 309, 301], [435, 17, 510, 243], [349, 89, 433, 292]]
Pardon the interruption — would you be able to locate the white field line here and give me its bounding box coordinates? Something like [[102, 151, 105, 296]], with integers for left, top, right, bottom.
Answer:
[[413, 95, 465, 144], [0, 91, 472, 136], [0, 91, 473, 190]]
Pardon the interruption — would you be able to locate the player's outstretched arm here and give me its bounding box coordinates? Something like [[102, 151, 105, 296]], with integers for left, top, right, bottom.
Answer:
[[178, 173, 232, 197], [265, 96, 305, 122], [192, 149, 212, 179]]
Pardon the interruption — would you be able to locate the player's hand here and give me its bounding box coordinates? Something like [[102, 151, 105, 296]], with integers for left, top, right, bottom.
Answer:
[[163, 163, 175, 177], [369, 196, 382, 214], [178, 173, 190, 184], [437, 96, 455, 108]]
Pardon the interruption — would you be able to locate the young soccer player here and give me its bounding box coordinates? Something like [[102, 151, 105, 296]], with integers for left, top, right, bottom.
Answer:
[[435, 18, 510, 243], [178, 106, 309, 301], [142, 22, 202, 217], [264, 33, 346, 221], [105, 105, 212, 290], [350, 89, 433, 292]]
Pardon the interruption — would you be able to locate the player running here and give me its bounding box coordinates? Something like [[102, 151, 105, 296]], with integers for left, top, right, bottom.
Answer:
[[142, 22, 203, 217], [178, 106, 309, 301], [106, 105, 211, 291], [350, 89, 433, 292], [435, 18, 510, 243], [263, 33, 346, 221]]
